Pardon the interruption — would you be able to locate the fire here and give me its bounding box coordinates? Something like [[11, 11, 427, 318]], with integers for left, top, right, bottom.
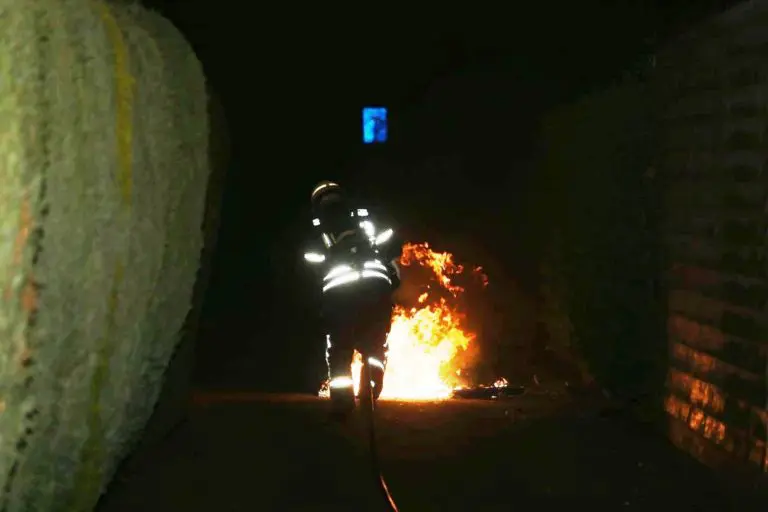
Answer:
[[401, 242, 468, 296], [493, 378, 509, 388], [319, 242, 489, 400], [378, 298, 472, 399]]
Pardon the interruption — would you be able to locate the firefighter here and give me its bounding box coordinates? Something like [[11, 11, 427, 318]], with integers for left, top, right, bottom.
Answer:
[[303, 180, 402, 417]]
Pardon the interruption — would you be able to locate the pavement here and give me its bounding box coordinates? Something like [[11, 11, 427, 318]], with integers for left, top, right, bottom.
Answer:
[[97, 390, 754, 511]]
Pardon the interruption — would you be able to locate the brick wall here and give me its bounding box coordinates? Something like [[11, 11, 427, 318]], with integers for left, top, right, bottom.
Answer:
[[656, 0, 768, 476]]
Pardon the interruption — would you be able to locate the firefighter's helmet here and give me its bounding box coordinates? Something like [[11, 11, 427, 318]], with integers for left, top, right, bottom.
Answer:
[[311, 180, 343, 207]]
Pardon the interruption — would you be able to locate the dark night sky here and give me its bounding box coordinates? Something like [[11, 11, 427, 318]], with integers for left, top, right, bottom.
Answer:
[[142, 0, 741, 390]]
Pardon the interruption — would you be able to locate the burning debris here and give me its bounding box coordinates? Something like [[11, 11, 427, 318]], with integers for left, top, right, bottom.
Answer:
[[320, 241, 514, 401], [452, 378, 526, 400]]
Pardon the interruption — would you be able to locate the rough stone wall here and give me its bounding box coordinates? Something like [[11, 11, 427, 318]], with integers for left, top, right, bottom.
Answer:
[[0, 1, 211, 509], [129, 84, 229, 465]]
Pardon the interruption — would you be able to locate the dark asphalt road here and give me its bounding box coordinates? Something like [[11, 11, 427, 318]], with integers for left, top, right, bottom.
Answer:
[[98, 391, 748, 511]]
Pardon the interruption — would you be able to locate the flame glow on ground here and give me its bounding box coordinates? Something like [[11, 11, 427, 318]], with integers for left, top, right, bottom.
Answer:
[[319, 242, 489, 400]]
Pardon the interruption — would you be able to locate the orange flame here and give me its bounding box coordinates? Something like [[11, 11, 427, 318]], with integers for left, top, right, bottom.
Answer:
[[401, 242, 467, 296], [379, 298, 472, 399], [319, 241, 488, 400]]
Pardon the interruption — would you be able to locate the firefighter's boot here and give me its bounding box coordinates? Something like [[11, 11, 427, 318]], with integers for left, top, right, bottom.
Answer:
[[366, 356, 386, 401], [329, 375, 356, 421]]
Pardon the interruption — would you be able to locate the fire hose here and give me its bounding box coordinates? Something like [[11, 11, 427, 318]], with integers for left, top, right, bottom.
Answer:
[[362, 362, 401, 512]]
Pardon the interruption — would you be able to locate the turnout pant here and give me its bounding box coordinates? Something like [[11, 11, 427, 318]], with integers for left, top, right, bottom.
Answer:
[[322, 280, 393, 401]]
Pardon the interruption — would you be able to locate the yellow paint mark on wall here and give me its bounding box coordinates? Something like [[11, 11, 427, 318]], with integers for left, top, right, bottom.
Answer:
[[71, 2, 135, 509]]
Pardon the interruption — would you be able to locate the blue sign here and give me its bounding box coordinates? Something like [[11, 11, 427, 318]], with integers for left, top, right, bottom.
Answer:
[[362, 107, 388, 144]]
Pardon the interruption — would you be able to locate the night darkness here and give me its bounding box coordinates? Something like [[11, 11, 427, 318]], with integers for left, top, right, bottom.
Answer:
[[141, 1, 735, 392], [83, 1, 768, 509]]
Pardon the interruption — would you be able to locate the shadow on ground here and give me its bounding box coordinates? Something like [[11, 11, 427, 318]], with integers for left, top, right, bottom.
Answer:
[[98, 391, 756, 511]]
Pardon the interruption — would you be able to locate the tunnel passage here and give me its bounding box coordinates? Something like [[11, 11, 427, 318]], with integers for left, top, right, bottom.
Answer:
[[0, 1, 212, 509]]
